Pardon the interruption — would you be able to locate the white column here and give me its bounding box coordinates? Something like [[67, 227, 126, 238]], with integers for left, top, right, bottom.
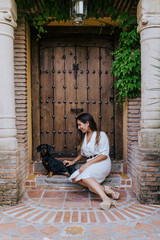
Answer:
[[137, 0, 160, 148], [0, 0, 17, 151]]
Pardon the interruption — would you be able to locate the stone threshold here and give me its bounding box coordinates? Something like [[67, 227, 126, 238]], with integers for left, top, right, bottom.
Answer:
[[26, 160, 131, 190], [25, 173, 132, 190], [30, 159, 126, 175]]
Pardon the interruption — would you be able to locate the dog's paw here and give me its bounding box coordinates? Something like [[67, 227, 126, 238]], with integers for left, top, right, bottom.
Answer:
[[48, 172, 53, 178], [64, 172, 70, 177]]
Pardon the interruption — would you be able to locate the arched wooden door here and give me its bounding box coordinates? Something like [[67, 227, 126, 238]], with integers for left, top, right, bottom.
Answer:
[[39, 38, 115, 158]]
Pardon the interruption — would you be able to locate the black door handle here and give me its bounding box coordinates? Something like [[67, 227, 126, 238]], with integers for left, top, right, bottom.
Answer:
[[71, 108, 83, 113]]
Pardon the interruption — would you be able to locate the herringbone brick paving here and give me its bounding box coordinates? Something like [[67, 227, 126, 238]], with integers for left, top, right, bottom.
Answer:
[[0, 188, 160, 239]]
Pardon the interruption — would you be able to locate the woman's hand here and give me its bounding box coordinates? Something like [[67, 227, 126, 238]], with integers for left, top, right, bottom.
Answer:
[[79, 162, 90, 174], [63, 160, 75, 167]]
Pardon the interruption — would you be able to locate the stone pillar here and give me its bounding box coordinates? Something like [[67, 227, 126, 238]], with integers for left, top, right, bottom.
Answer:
[[0, 0, 17, 151], [0, 0, 21, 205], [128, 0, 160, 204], [137, 0, 160, 148]]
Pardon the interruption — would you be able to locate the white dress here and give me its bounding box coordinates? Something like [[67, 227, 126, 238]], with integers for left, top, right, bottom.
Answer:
[[69, 131, 111, 183]]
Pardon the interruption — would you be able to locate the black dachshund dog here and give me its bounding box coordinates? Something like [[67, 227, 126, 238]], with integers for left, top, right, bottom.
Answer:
[[37, 144, 76, 177]]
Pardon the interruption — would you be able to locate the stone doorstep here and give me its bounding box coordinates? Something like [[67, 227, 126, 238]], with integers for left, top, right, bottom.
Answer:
[[26, 160, 131, 190], [25, 173, 132, 190], [30, 160, 124, 175]]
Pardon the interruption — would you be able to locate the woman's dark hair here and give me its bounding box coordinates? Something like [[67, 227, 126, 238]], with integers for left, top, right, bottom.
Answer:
[[76, 113, 100, 151]]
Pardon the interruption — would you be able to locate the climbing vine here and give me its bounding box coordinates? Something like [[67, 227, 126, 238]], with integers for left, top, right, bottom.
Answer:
[[15, 0, 116, 39], [111, 13, 141, 105], [15, 0, 141, 105]]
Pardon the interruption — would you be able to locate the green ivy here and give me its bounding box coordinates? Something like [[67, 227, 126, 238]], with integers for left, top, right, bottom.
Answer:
[[15, 0, 72, 39], [15, 0, 117, 39], [111, 14, 141, 105]]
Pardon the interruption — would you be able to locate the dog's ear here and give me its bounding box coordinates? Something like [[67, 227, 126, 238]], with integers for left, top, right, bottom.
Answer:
[[47, 145, 51, 152], [37, 145, 41, 152]]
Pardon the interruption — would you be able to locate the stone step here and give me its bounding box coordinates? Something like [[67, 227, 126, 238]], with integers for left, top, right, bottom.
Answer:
[[26, 160, 130, 191], [36, 174, 121, 188], [25, 173, 132, 190], [32, 160, 124, 175]]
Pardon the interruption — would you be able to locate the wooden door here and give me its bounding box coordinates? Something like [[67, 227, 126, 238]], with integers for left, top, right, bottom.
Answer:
[[39, 38, 115, 158]]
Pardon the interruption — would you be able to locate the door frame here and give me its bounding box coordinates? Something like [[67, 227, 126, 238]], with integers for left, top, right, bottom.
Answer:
[[31, 26, 123, 161]]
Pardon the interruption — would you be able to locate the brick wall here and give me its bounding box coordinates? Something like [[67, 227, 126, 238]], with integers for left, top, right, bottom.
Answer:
[[128, 146, 160, 204], [127, 98, 160, 204], [127, 98, 141, 175], [14, 19, 29, 202], [0, 150, 21, 205]]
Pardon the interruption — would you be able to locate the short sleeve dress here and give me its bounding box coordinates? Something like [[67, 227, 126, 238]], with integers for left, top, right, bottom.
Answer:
[[69, 131, 111, 183]]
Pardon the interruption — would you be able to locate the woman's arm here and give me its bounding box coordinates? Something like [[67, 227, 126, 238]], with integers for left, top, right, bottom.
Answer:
[[73, 154, 83, 164], [63, 154, 83, 167]]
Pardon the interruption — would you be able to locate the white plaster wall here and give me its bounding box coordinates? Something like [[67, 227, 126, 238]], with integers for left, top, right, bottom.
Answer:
[[0, 0, 17, 150], [137, 0, 160, 148]]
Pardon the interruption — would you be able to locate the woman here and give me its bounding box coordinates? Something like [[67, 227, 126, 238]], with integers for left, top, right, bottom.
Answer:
[[63, 113, 120, 210]]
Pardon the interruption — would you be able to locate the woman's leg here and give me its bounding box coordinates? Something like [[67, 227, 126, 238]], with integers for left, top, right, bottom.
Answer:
[[72, 176, 104, 194], [75, 178, 116, 210], [76, 178, 110, 202]]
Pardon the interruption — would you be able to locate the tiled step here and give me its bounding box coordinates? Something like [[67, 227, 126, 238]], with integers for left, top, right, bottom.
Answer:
[[3, 189, 160, 225], [25, 173, 132, 190]]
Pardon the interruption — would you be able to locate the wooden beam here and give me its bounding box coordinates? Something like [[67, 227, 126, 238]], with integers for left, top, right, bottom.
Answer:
[[31, 31, 41, 161]]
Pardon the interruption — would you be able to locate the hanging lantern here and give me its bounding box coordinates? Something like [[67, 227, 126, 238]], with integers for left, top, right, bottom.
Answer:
[[71, 0, 87, 26]]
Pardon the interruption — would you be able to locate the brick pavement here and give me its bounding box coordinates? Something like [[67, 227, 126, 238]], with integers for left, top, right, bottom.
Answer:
[[0, 188, 160, 239]]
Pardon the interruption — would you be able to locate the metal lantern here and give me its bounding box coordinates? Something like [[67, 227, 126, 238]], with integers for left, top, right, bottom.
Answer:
[[71, 0, 87, 26]]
